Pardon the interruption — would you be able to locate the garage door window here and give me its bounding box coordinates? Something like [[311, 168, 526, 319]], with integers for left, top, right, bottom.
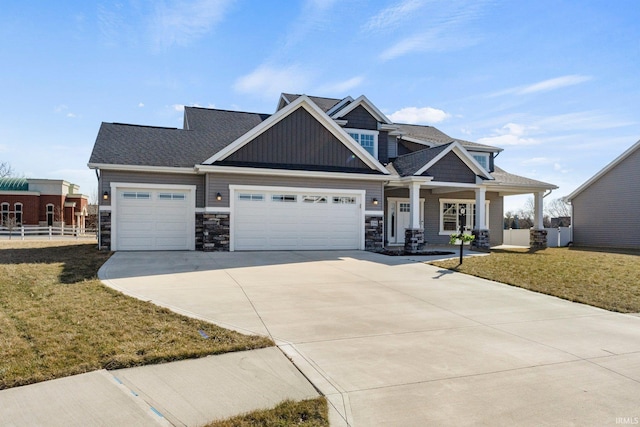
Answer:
[[238, 193, 264, 201], [333, 196, 356, 204], [272, 194, 297, 202], [122, 191, 150, 199], [158, 193, 186, 200], [302, 195, 327, 203]]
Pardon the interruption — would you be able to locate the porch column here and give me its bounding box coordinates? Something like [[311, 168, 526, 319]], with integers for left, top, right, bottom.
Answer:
[[472, 187, 491, 251], [404, 181, 425, 254], [530, 191, 547, 249]]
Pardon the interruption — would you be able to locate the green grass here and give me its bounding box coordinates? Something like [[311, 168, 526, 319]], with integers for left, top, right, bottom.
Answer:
[[207, 398, 329, 427], [0, 241, 273, 389], [430, 247, 640, 313]]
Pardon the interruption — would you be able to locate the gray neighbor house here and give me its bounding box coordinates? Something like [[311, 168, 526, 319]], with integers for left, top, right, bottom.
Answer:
[[565, 139, 640, 249], [88, 93, 557, 253]]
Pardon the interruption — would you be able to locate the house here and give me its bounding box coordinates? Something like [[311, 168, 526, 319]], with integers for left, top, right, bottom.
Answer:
[[0, 178, 89, 230], [565, 139, 640, 249], [88, 93, 556, 252]]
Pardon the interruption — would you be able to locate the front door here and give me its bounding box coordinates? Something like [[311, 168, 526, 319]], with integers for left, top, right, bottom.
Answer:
[[387, 198, 424, 245]]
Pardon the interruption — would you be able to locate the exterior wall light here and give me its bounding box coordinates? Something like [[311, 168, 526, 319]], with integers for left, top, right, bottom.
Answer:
[[372, 198, 379, 205], [216, 192, 222, 201], [102, 191, 109, 201]]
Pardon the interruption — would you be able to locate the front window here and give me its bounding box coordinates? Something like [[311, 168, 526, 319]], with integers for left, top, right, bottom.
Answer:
[[347, 129, 378, 158], [1, 203, 8, 226], [14, 203, 22, 225], [440, 200, 490, 234], [471, 153, 490, 170]]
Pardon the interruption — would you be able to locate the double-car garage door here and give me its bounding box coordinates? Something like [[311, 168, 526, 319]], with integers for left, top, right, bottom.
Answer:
[[233, 188, 362, 251]]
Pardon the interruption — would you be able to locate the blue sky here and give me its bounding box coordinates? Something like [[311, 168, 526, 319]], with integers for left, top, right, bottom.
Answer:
[[1, 0, 638, 211]]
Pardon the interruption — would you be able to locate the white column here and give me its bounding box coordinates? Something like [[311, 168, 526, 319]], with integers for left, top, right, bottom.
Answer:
[[409, 182, 421, 229], [533, 191, 544, 229], [475, 187, 486, 230]]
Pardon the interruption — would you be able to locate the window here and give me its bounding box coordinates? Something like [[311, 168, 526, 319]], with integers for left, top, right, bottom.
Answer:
[[333, 196, 356, 204], [46, 204, 54, 227], [272, 194, 297, 202], [471, 153, 490, 170], [302, 195, 327, 203], [439, 200, 490, 234], [238, 193, 264, 201], [14, 203, 22, 225], [122, 191, 150, 199], [399, 202, 410, 213], [347, 129, 378, 158], [158, 193, 185, 200], [1, 203, 8, 226]]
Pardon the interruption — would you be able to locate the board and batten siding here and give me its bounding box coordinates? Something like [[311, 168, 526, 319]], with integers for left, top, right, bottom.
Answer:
[[342, 105, 379, 130], [221, 108, 372, 172], [424, 152, 477, 183], [206, 173, 384, 211], [99, 170, 206, 207], [572, 146, 640, 249]]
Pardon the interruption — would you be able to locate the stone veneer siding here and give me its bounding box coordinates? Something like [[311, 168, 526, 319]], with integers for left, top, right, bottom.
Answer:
[[471, 229, 491, 252], [404, 228, 425, 254], [365, 215, 384, 252], [196, 213, 230, 251], [530, 229, 548, 249], [99, 210, 111, 250]]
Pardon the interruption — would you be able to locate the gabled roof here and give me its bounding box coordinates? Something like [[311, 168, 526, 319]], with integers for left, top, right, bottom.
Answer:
[[0, 177, 29, 191], [203, 95, 390, 174], [278, 93, 343, 113], [184, 107, 270, 132], [331, 95, 393, 125], [565, 139, 640, 201], [489, 166, 557, 190], [395, 123, 502, 152]]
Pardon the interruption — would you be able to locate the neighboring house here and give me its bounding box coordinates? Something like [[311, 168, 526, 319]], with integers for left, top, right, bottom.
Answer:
[[88, 93, 556, 252], [565, 139, 640, 249], [0, 178, 89, 229]]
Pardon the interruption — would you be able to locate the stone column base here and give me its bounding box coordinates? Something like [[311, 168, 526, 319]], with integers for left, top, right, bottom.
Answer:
[[404, 228, 425, 254], [99, 210, 111, 250], [471, 229, 491, 252], [530, 229, 548, 249], [365, 216, 384, 252], [197, 213, 230, 251]]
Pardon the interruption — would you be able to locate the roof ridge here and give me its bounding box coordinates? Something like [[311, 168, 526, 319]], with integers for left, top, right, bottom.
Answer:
[[185, 106, 271, 116], [109, 123, 179, 130]]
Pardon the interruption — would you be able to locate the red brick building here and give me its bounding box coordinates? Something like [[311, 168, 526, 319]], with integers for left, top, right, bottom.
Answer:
[[0, 178, 89, 229]]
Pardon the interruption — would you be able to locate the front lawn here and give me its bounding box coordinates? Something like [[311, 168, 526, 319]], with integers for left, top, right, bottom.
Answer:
[[208, 398, 329, 427], [0, 241, 273, 389], [431, 247, 640, 313]]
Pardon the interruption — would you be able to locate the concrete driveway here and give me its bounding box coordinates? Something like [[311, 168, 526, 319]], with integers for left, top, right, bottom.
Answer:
[[100, 250, 640, 426]]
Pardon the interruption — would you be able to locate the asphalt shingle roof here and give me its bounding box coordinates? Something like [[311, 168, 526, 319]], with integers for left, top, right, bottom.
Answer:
[[392, 144, 452, 176], [395, 123, 502, 152], [490, 166, 557, 188], [281, 93, 343, 112]]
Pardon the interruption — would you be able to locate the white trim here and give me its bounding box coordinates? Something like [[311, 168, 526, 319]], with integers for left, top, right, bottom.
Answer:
[[364, 210, 384, 216], [110, 182, 196, 251], [386, 197, 425, 244], [326, 96, 354, 116], [470, 152, 490, 171], [88, 163, 197, 174], [438, 198, 490, 235], [413, 141, 493, 180], [202, 95, 389, 174], [204, 207, 231, 213], [345, 128, 379, 159], [0, 190, 40, 196], [400, 136, 436, 147], [565, 139, 640, 201], [99, 205, 112, 211], [330, 95, 393, 124], [229, 184, 365, 252], [196, 164, 391, 181]]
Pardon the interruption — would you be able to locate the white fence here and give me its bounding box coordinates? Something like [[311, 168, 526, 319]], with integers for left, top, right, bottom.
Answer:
[[503, 227, 571, 248], [0, 225, 97, 240]]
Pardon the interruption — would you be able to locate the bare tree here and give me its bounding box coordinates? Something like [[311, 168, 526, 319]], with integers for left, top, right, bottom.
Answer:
[[0, 161, 14, 178], [545, 197, 571, 218]]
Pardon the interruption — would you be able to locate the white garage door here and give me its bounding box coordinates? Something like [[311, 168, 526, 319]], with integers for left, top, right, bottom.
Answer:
[[115, 187, 194, 251], [233, 188, 362, 251]]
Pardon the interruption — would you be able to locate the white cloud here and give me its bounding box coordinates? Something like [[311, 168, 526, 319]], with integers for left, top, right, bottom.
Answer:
[[66, 113, 77, 118], [234, 64, 312, 98], [54, 104, 68, 113], [150, 0, 233, 49], [477, 123, 539, 146], [173, 104, 185, 112], [316, 76, 364, 94], [389, 106, 450, 124], [518, 75, 592, 94], [363, 0, 424, 32], [138, 102, 145, 108]]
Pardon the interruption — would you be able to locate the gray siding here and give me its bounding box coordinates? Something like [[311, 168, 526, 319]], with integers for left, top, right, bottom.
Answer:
[[425, 152, 477, 183], [572, 147, 640, 248], [99, 170, 205, 207], [222, 108, 371, 172], [378, 131, 389, 164], [384, 188, 503, 246], [343, 105, 378, 130], [206, 173, 384, 211]]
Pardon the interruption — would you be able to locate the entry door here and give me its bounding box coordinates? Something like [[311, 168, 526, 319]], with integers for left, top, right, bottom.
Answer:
[[387, 199, 424, 245]]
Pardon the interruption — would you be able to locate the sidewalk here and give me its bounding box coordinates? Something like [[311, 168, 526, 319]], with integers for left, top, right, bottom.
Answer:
[[0, 347, 319, 427]]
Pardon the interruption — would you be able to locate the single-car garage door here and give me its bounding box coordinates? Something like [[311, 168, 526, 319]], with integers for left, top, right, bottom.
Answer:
[[114, 186, 195, 251], [233, 187, 362, 251]]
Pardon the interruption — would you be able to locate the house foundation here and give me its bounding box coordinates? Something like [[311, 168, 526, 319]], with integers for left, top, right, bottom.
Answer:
[[471, 229, 491, 252], [404, 228, 425, 254], [365, 215, 384, 252], [197, 213, 230, 251], [530, 229, 548, 249]]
